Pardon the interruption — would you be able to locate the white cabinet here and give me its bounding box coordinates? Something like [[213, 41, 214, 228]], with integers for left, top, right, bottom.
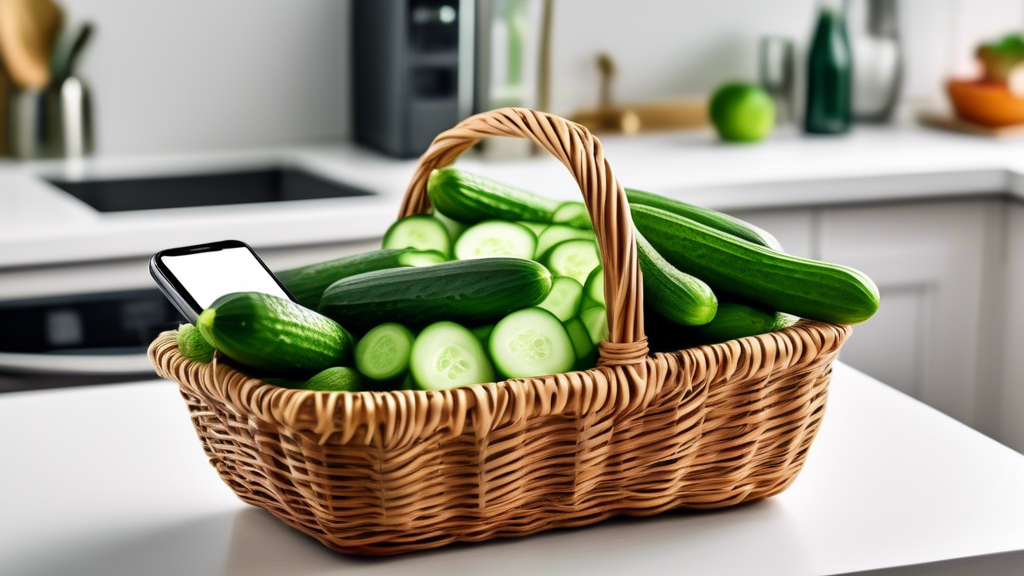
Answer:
[[1000, 203, 1024, 451], [818, 200, 1002, 428], [724, 208, 816, 258]]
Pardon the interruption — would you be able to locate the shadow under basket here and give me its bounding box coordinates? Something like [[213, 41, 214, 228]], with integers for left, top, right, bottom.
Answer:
[[147, 108, 853, 555]]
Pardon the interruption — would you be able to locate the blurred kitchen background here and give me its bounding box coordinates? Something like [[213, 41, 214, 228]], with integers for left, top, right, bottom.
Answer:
[[2, 0, 1024, 452]]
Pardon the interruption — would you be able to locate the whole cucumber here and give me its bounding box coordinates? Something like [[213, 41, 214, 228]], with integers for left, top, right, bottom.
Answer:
[[427, 167, 561, 224], [176, 323, 215, 363], [636, 231, 718, 326], [688, 301, 797, 344], [319, 258, 552, 332], [197, 292, 355, 374], [627, 188, 784, 251], [632, 204, 879, 324], [276, 249, 445, 310]]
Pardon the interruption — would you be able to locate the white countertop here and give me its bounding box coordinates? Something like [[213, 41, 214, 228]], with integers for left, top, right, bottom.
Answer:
[[4, 125, 1024, 270], [2, 363, 1023, 575]]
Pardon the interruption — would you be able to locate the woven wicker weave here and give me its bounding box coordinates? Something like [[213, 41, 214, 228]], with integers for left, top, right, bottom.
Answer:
[[148, 108, 852, 555]]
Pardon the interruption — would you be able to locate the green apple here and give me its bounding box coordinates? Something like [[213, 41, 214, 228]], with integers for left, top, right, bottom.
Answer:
[[710, 83, 776, 142]]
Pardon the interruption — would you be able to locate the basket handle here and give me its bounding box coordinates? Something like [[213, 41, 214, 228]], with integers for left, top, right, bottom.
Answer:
[[399, 108, 647, 366]]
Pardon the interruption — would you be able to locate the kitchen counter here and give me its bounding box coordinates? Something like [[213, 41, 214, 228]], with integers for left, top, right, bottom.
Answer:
[[4, 125, 1024, 270], [3, 363, 1023, 575]]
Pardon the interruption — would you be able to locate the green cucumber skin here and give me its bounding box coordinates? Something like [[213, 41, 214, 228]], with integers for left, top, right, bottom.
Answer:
[[689, 301, 797, 344], [319, 258, 553, 332], [176, 323, 215, 363], [635, 231, 718, 326], [303, 367, 363, 392], [626, 188, 784, 251], [197, 292, 355, 374], [428, 167, 561, 224], [632, 204, 879, 325], [276, 249, 420, 310]]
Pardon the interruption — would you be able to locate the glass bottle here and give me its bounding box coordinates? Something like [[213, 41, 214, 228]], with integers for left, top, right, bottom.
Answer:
[[805, 0, 853, 134]]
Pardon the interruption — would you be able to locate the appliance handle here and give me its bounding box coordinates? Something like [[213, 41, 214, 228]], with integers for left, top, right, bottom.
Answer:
[[0, 351, 155, 375]]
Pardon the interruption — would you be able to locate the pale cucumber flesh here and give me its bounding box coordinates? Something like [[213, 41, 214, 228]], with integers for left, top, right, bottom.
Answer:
[[410, 322, 495, 390], [454, 220, 537, 260], [489, 308, 575, 379], [537, 276, 583, 321], [383, 215, 452, 257], [355, 323, 415, 381]]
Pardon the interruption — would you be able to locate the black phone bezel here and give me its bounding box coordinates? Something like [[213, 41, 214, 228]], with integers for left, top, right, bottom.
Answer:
[[149, 240, 295, 323]]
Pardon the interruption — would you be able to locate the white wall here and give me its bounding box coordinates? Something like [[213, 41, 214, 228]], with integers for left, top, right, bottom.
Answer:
[[63, 0, 1022, 155], [66, 0, 350, 155]]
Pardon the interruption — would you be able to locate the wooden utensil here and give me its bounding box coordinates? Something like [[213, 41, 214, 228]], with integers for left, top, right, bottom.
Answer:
[[0, 0, 63, 89]]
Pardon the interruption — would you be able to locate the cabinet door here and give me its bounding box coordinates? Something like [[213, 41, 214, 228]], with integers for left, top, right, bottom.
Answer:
[[819, 201, 1000, 427], [723, 209, 816, 258], [1000, 203, 1024, 452]]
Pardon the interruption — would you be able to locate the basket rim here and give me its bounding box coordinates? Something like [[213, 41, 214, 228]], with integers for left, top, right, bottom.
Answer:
[[148, 319, 851, 447]]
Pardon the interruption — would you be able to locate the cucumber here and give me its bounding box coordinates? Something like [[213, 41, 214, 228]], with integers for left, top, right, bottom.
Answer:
[[580, 306, 609, 346], [454, 220, 537, 260], [471, 323, 495, 346], [537, 276, 583, 321], [197, 292, 355, 374], [383, 215, 452, 257], [564, 317, 598, 371], [543, 239, 601, 286], [303, 367, 363, 392], [489, 308, 576, 379], [535, 225, 595, 261], [433, 210, 469, 244], [176, 323, 215, 363], [319, 258, 553, 332], [626, 188, 784, 251], [411, 321, 495, 390], [355, 323, 415, 381], [427, 167, 560, 224], [631, 204, 880, 325], [581, 265, 604, 312], [516, 221, 548, 236], [276, 249, 445, 310], [688, 301, 798, 344], [551, 201, 592, 230], [635, 231, 717, 326]]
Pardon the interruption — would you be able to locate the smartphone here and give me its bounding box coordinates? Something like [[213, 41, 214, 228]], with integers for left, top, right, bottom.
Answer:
[[150, 240, 294, 323]]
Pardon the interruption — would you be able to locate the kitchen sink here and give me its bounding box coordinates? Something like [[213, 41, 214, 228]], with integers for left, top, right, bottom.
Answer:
[[47, 168, 374, 212]]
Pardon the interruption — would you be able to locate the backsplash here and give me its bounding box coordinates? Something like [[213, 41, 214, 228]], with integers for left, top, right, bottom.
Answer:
[[64, 0, 1022, 155]]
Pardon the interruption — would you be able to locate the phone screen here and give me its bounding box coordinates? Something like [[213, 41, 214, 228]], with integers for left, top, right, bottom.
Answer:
[[159, 245, 290, 309]]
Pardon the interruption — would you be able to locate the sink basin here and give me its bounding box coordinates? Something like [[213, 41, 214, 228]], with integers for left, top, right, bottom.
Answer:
[[46, 168, 374, 212]]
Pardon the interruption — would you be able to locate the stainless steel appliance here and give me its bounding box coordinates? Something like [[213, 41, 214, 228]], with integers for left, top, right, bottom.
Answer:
[[352, 0, 475, 158]]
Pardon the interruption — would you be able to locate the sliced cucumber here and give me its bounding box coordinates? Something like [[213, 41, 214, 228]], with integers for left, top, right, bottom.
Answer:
[[580, 306, 609, 346], [534, 225, 595, 261], [537, 276, 583, 322], [551, 201, 592, 230], [454, 220, 537, 260], [355, 323, 415, 381], [433, 210, 469, 244], [303, 367, 363, 392], [543, 239, 601, 286], [410, 322, 495, 390], [471, 323, 495, 346], [400, 250, 448, 266], [489, 308, 575, 379], [582, 266, 605, 311], [516, 221, 548, 236], [564, 317, 598, 371], [383, 215, 452, 257]]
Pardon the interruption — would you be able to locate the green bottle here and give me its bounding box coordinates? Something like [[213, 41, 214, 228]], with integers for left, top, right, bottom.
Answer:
[[805, 0, 852, 134]]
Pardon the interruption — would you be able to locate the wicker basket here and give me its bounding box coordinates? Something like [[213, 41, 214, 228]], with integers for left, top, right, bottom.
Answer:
[[148, 108, 852, 555]]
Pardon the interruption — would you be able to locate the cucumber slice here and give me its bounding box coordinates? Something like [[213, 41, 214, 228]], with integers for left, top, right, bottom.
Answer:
[[489, 307, 576, 379], [454, 220, 537, 260], [355, 323, 415, 381], [543, 239, 601, 286], [303, 367, 363, 392], [582, 265, 605, 311], [534, 225, 595, 260], [551, 201, 593, 230], [564, 317, 598, 371], [433, 211, 469, 244], [537, 276, 583, 321], [471, 323, 495, 346], [410, 322, 495, 390], [400, 250, 448, 266], [516, 221, 548, 236], [580, 306, 609, 346], [383, 215, 452, 257]]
